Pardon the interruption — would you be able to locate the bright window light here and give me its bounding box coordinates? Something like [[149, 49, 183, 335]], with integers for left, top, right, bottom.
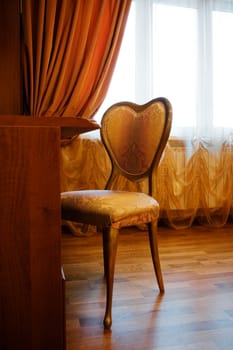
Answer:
[[213, 10, 233, 127], [96, 0, 233, 135], [153, 5, 197, 127]]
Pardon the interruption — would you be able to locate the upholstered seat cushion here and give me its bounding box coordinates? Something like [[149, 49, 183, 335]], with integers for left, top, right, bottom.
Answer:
[[61, 190, 159, 229]]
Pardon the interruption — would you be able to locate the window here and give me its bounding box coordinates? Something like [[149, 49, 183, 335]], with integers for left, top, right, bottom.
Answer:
[[213, 9, 233, 127], [96, 0, 233, 138]]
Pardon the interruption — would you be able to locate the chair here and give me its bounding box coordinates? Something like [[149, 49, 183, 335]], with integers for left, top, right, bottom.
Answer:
[[61, 97, 172, 329]]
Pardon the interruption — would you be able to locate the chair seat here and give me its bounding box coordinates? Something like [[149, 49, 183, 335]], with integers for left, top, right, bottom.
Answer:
[[61, 190, 159, 229]]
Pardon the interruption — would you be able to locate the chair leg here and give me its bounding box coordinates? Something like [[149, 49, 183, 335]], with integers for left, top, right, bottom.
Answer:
[[148, 221, 165, 293], [102, 230, 108, 279], [102, 226, 119, 329]]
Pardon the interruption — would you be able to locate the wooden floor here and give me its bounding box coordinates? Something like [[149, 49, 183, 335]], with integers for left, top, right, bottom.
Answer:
[[61, 224, 233, 350]]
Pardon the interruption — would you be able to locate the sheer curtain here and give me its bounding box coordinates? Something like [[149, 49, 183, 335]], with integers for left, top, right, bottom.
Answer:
[[96, 0, 233, 228]]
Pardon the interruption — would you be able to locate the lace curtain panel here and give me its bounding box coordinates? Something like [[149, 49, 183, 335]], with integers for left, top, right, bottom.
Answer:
[[60, 131, 233, 233]]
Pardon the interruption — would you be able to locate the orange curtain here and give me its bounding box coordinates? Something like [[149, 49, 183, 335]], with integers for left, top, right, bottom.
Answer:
[[22, 0, 131, 118]]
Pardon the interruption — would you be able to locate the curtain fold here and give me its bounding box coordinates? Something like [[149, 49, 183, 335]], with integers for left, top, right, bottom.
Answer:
[[22, 0, 131, 117], [155, 141, 233, 229], [60, 131, 233, 234]]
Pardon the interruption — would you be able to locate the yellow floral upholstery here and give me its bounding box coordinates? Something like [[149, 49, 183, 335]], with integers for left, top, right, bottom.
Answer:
[[61, 190, 159, 229], [101, 104, 165, 177], [61, 97, 172, 329]]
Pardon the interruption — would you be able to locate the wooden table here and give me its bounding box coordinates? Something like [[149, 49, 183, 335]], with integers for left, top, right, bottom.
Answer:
[[0, 116, 99, 350]]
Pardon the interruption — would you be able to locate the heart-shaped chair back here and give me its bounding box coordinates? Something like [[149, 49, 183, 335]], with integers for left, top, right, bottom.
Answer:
[[101, 97, 172, 183]]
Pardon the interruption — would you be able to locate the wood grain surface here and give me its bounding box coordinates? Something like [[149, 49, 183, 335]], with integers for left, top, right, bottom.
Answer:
[[62, 224, 233, 350], [0, 125, 64, 350]]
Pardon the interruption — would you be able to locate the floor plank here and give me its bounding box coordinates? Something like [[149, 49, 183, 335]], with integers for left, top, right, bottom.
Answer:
[[62, 224, 233, 350]]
